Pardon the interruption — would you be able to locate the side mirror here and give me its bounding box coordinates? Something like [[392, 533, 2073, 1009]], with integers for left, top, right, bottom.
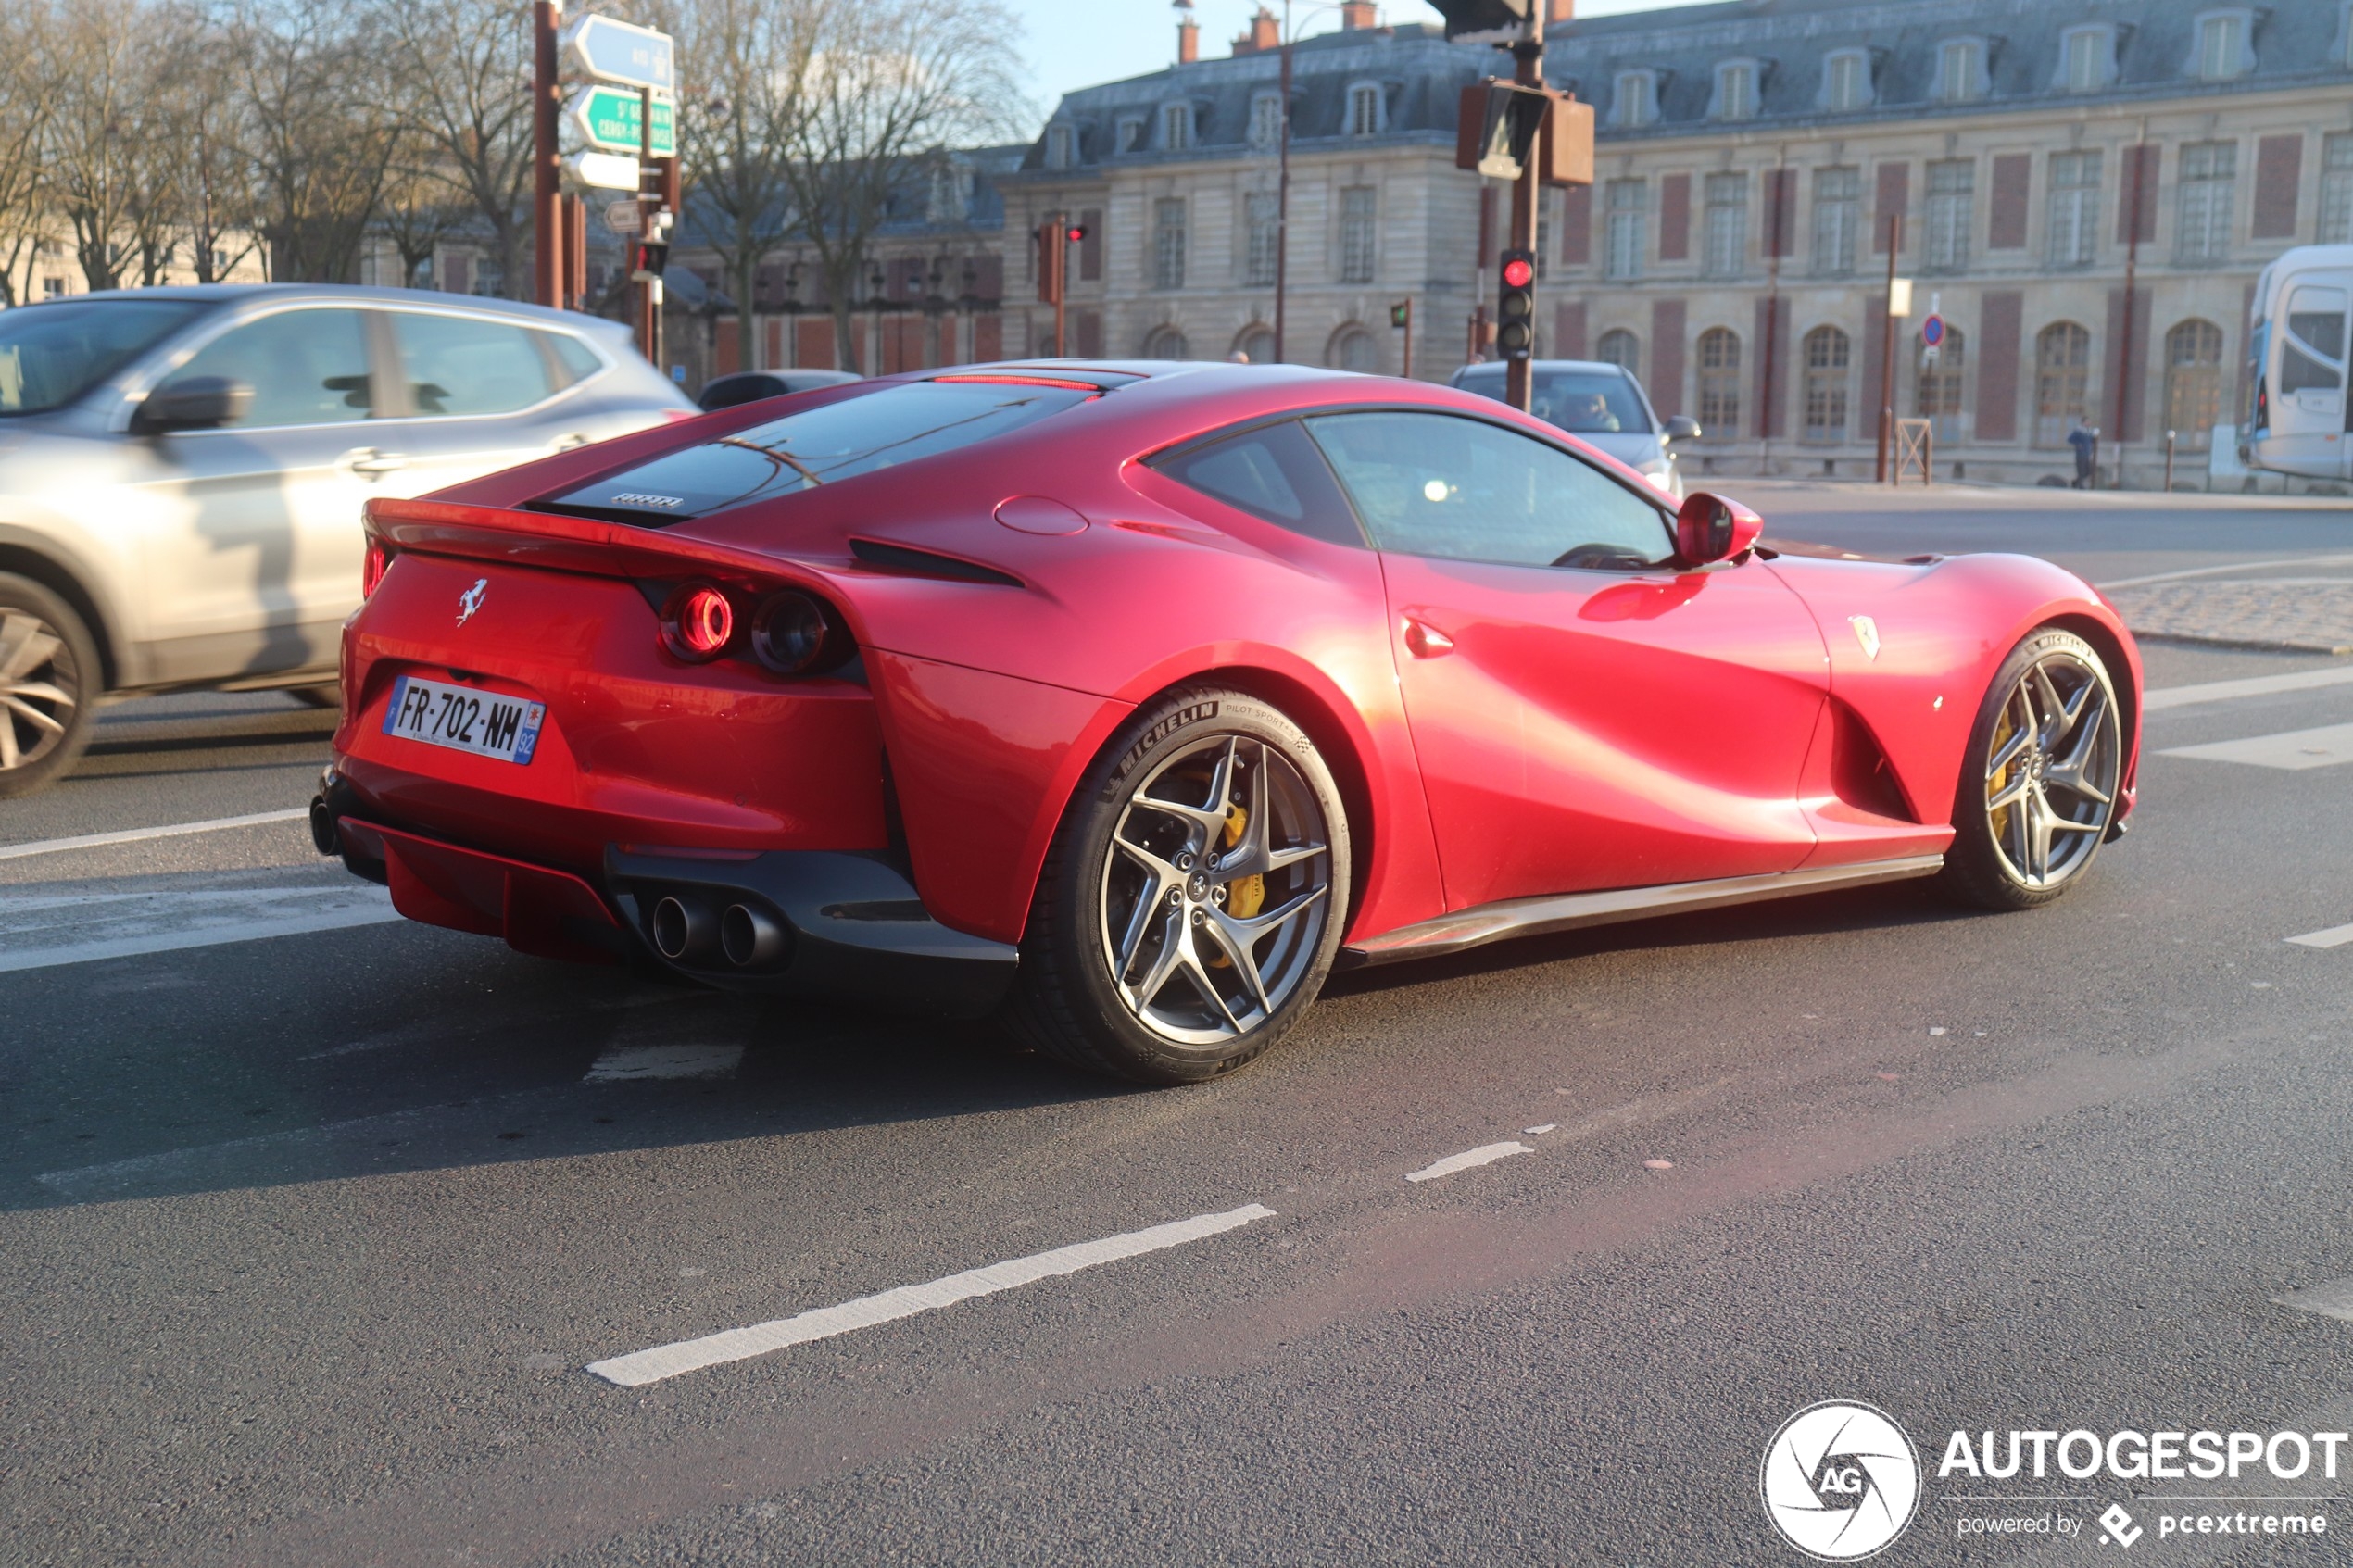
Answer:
[[1662, 414, 1702, 443], [132, 375, 253, 434], [1674, 490, 1763, 567]]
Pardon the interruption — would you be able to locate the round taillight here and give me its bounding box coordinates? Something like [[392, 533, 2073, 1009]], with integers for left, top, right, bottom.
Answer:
[[751, 590, 834, 674], [662, 583, 735, 660], [361, 541, 392, 598]]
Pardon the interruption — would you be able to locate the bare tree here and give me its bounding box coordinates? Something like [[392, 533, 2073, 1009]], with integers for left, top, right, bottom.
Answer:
[[237, 0, 399, 282], [41, 0, 158, 292], [0, 1, 58, 306], [380, 0, 536, 297], [665, 0, 822, 369], [373, 151, 472, 290], [778, 0, 1028, 370]]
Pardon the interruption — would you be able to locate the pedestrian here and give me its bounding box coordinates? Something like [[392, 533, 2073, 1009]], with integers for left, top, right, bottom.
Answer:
[[2067, 418, 2098, 489]]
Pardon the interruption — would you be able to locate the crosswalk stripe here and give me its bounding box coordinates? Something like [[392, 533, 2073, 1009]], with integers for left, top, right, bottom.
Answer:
[[0, 808, 310, 862], [2144, 668, 2353, 712], [2156, 722, 2353, 771]]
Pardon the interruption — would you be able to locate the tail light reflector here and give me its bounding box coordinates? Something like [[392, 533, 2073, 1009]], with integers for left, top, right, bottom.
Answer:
[[750, 590, 833, 674], [362, 540, 392, 598], [661, 583, 735, 660]]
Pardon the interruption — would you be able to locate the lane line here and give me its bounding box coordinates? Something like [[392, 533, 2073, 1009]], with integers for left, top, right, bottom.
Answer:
[[0, 808, 310, 862], [1404, 1142, 1534, 1184], [583, 1045, 745, 1083], [2156, 722, 2353, 771], [586, 1203, 1278, 1387], [2145, 668, 2353, 712], [2276, 1278, 2353, 1323], [0, 900, 401, 973], [2096, 554, 2353, 590], [2286, 924, 2353, 950]]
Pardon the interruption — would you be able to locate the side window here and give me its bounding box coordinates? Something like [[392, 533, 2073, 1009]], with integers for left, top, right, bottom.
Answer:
[[1150, 419, 1365, 546], [392, 312, 556, 416], [1302, 411, 1673, 570], [543, 331, 604, 388], [157, 308, 374, 427]]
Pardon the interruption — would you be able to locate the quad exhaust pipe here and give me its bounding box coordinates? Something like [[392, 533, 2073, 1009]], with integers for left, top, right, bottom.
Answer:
[[648, 893, 788, 972]]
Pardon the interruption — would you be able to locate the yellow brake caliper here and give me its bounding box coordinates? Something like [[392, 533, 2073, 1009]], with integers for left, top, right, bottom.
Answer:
[[1205, 804, 1266, 970], [1988, 708, 2015, 839]]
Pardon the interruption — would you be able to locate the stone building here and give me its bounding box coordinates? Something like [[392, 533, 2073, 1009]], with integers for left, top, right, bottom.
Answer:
[[1008, 0, 2353, 488]]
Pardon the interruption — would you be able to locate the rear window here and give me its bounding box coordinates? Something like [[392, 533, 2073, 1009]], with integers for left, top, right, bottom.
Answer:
[[1455, 367, 1654, 435], [541, 378, 1096, 523]]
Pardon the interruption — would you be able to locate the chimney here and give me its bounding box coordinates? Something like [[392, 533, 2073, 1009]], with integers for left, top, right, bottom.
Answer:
[[1232, 6, 1278, 56], [1340, 0, 1374, 27], [1548, 0, 1573, 20], [1174, 0, 1199, 63]]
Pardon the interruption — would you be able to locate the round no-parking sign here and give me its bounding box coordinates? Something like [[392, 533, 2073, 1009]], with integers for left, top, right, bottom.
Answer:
[[1921, 313, 1945, 348]]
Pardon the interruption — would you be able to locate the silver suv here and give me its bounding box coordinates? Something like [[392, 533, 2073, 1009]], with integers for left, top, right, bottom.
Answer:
[[0, 285, 692, 796], [1450, 358, 1700, 500]]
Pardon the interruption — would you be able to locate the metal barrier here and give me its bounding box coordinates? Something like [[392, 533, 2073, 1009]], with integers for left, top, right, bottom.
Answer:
[[1894, 418, 1933, 485]]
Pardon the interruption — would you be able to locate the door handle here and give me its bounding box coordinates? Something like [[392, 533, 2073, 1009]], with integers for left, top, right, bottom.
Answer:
[[345, 449, 409, 477], [1403, 618, 1455, 659]]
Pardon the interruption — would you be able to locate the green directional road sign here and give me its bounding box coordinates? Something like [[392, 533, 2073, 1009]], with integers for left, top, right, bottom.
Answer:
[[565, 85, 675, 157]]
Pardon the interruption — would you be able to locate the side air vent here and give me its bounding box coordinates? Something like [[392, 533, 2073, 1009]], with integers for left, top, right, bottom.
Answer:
[[849, 539, 1023, 587]]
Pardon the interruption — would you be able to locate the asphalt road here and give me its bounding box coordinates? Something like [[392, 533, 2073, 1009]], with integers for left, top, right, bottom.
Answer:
[[5, 488, 2352, 1567]]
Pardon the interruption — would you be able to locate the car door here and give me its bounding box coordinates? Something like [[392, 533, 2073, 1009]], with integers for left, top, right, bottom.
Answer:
[[370, 309, 608, 501], [1302, 408, 1829, 912], [130, 305, 393, 681]]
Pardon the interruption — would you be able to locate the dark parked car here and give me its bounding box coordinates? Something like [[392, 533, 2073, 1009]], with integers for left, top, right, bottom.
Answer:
[[696, 369, 863, 412]]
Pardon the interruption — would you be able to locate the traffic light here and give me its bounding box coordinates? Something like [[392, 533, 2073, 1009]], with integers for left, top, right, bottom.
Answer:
[[1037, 217, 1067, 306], [1390, 301, 1411, 330], [629, 236, 669, 281], [1495, 247, 1536, 360]]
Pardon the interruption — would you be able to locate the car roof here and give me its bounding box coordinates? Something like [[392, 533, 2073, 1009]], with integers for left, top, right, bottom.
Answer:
[[1453, 359, 1632, 378], [63, 283, 613, 332]]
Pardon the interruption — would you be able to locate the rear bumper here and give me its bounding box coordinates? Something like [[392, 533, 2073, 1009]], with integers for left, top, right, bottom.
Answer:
[[316, 781, 1016, 1018]]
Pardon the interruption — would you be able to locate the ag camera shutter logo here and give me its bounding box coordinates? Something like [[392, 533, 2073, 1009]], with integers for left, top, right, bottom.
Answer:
[[1761, 1400, 1922, 1560]]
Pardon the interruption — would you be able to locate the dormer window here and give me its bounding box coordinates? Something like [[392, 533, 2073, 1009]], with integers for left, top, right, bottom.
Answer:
[[1347, 82, 1385, 136], [1249, 92, 1283, 150], [2192, 10, 2252, 80], [1713, 59, 1758, 121], [1115, 117, 1145, 155], [1821, 49, 1872, 112], [1612, 69, 1657, 129], [1045, 124, 1075, 169], [1936, 38, 1988, 102], [2057, 25, 2118, 93], [1160, 102, 1192, 150]]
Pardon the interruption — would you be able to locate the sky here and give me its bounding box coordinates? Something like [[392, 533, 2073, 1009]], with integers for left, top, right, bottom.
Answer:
[[1010, 0, 1695, 123]]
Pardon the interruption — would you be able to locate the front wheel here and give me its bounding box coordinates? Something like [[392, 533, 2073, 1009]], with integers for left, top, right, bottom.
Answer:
[[1004, 687, 1350, 1085], [1938, 628, 2123, 910], [0, 572, 100, 799]]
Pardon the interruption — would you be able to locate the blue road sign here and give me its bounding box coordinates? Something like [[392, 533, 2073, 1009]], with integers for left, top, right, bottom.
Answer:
[[561, 15, 675, 93]]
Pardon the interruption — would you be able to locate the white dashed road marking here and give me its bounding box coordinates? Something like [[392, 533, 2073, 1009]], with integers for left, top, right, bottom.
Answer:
[[1403, 1142, 1534, 1184], [583, 1045, 745, 1082], [0, 886, 400, 973], [2285, 924, 2353, 950], [586, 1203, 1278, 1387], [2144, 668, 2353, 712], [2157, 723, 2353, 771], [0, 808, 310, 861], [2275, 1278, 2353, 1323]]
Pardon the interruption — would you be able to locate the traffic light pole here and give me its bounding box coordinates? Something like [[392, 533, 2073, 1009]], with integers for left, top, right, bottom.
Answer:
[[637, 85, 661, 370], [1505, 19, 1543, 414], [533, 0, 563, 308]]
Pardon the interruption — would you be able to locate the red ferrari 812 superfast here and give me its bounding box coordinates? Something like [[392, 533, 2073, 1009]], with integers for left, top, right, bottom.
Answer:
[[315, 361, 2140, 1084]]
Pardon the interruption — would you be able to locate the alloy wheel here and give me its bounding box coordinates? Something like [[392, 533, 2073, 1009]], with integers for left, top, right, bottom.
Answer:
[[0, 608, 80, 775], [1982, 649, 2120, 890], [1098, 734, 1333, 1047]]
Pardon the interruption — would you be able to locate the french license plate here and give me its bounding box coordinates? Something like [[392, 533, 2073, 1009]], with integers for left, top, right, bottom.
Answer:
[[383, 674, 546, 765]]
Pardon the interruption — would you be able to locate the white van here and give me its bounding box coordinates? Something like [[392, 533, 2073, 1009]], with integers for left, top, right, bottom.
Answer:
[[2244, 245, 2352, 481]]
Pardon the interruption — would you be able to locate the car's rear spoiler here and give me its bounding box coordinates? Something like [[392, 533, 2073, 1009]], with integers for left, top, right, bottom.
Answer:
[[365, 497, 840, 587]]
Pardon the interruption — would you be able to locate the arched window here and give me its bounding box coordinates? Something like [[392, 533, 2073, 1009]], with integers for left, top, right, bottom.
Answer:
[[2165, 319, 2225, 449], [1803, 325, 1850, 443], [1697, 328, 1742, 437], [1327, 326, 1379, 373], [1917, 326, 1966, 442], [1234, 325, 1276, 365], [1144, 325, 1191, 360], [1597, 329, 1640, 376], [2035, 321, 2093, 445]]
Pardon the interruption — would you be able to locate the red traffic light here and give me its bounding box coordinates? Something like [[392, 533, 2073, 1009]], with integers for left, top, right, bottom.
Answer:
[[1066, 225, 1087, 244], [1501, 257, 1535, 289]]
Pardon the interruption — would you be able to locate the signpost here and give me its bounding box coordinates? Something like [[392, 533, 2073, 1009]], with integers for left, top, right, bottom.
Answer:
[[565, 85, 675, 157], [562, 151, 643, 191], [560, 14, 675, 92], [603, 199, 642, 235]]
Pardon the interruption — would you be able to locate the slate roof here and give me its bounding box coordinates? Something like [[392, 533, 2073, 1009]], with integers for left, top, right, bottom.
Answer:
[[1018, 0, 2353, 169]]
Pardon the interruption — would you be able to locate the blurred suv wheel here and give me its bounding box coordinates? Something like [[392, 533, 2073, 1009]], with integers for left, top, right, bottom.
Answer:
[[0, 572, 100, 799]]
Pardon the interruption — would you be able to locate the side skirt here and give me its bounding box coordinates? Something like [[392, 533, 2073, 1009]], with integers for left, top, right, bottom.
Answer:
[[1338, 854, 1946, 968]]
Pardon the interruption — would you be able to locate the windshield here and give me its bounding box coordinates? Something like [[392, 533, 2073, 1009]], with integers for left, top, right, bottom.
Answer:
[[1455, 367, 1653, 435], [542, 378, 1098, 523], [0, 299, 212, 417]]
